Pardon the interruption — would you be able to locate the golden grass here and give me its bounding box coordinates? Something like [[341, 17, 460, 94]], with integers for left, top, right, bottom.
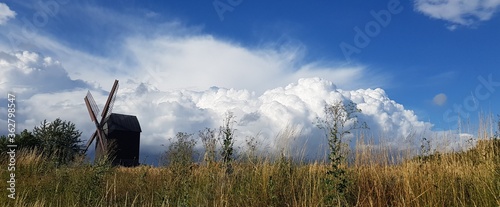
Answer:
[[1, 136, 499, 206]]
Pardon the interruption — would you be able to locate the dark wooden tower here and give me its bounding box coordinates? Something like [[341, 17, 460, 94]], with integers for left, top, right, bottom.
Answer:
[[83, 80, 141, 167]]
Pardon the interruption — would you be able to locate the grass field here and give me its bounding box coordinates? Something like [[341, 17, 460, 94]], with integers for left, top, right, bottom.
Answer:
[[1, 134, 498, 207]]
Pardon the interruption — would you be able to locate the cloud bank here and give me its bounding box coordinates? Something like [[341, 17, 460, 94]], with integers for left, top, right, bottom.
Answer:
[[414, 0, 500, 29], [1, 51, 456, 163]]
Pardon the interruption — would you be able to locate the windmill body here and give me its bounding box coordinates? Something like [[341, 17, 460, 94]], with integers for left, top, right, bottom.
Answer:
[[101, 113, 141, 166], [84, 80, 141, 167]]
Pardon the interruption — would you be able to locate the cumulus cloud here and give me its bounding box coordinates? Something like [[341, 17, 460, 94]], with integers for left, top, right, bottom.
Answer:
[[414, 0, 500, 29], [433, 93, 447, 106], [0, 51, 439, 162], [90, 77, 437, 160], [0, 3, 15, 25]]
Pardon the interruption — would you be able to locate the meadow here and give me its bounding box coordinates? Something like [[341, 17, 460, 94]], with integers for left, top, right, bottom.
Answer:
[[1, 131, 499, 207]]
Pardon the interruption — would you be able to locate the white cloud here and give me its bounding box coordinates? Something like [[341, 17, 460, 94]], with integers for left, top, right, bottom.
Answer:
[[0, 9, 393, 160], [0, 51, 94, 136], [125, 35, 382, 94], [414, 0, 500, 29], [433, 93, 447, 106], [1, 22, 386, 95], [1, 50, 480, 163], [0, 51, 439, 161], [0, 2, 390, 96], [0, 51, 90, 98], [0, 3, 16, 25]]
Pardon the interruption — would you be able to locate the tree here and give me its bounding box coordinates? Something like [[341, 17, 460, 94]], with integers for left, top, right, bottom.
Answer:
[[33, 118, 83, 165], [316, 100, 366, 205], [0, 135, 8, 155], [0, 129, 40, 155], [16, 129, 40, 150]]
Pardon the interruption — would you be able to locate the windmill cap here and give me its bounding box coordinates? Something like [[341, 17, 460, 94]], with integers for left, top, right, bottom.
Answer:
[[103, 113, 142, 133]]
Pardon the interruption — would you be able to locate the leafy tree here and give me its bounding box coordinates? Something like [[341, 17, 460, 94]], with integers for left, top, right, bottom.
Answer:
[[316, 100, 366, 205], [17, 129, 40, 149], [0, 129, 40, 154], [33, 118, 83, 165], [0, 135, 8, 155]]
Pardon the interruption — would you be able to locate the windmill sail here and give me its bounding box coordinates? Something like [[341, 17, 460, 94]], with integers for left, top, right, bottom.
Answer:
[[85, 91, 100, 122], [101, 80, 119, 120], [84, 91, 107, 153], [84, 131, 97, 152]]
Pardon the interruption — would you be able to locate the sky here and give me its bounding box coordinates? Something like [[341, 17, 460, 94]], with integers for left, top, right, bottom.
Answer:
[[0, 0, 499, 164]]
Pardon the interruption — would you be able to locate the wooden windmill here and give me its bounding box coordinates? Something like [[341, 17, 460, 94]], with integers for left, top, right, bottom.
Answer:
[[83, 80, 141, 167]]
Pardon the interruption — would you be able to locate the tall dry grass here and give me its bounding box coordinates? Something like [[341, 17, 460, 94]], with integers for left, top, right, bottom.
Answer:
[[1, 123, 499, 206]]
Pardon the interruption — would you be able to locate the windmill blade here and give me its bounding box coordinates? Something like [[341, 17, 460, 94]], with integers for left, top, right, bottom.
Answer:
[[84, 96, 106, 154], [101, 80, 119, 121], [84, 129, 107, 155], [83, 130, 97, 153], [96, 128, 107, 153], [84, 91, 100, 122]]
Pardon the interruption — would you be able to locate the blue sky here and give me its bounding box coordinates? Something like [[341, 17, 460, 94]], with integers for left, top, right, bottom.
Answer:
[[1, 0, 500, 160]]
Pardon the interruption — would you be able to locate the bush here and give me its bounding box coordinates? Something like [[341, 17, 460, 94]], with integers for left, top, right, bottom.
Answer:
[[162, 132, 197, 167], [199, 128, 217, 166], [219, 111, 236, 174]]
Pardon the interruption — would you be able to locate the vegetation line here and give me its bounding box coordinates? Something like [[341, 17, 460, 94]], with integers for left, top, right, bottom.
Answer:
[[0, 110, 499, 206]]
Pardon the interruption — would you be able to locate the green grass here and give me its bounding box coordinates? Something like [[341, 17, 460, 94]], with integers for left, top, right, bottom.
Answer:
[[1, 138, 499, 206]]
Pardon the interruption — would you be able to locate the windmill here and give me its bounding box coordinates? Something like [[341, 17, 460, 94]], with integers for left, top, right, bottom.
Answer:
[[83, 80, 142, 167]]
